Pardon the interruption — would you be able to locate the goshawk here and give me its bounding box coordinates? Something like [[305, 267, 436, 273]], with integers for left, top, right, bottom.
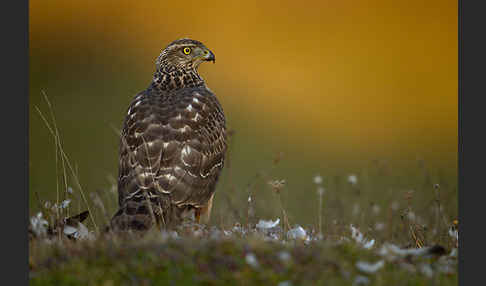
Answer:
[[111, 38, 227, 231]]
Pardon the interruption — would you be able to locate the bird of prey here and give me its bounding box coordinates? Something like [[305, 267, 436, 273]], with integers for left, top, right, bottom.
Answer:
[[110, 39, 227, 231]]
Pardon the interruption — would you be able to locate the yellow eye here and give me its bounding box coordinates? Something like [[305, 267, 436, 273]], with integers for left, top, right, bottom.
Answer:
[[183, 47, 191, 55]]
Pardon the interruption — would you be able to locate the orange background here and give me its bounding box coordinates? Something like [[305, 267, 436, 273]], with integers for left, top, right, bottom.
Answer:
[[29, 0, 457, 221]]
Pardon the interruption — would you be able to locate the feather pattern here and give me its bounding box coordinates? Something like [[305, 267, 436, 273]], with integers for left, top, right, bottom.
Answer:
[[111, 39, 226, 231]]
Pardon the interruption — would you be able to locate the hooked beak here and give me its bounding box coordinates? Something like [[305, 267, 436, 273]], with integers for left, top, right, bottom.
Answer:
[[204, 49, 215, 63]]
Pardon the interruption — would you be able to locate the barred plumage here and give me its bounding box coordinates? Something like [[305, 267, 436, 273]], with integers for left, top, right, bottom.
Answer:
[[111, 39, 226, 231]]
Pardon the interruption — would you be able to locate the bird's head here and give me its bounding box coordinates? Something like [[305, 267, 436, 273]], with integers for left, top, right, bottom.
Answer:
[[156, 38, 215, 72]]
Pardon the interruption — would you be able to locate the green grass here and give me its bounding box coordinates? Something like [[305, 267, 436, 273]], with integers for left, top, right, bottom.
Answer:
[[29, 231, 457, 286]]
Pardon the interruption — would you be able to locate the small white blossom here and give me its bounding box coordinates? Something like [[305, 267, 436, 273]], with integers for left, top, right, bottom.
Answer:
[[313, 175, 323, 184], [287, 225, 308, 241], [63, 225, 78, 236], [449, 248, 457, 258], [356, 260, 385, 274], [60, 199, 71, 209], [362, 239, 375, 249], [256, 218, 280, 229], [377, 243, 432, 260], [223, 230, 232, 236], [448, 227, 458, 241], [63, 222, 93, 240], [350, 225, 375, 249], [348, 174, 358, 185], [245, 253, 259, 268], [67, 187, 73, 194], [30, 212, 49, 236]]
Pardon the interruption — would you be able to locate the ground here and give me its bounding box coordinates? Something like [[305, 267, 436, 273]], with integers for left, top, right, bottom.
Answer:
[[29, 215, 457, 285]]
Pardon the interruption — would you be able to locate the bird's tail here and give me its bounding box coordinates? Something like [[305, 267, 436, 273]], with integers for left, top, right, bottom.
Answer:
[[109, 190, 199, 232]]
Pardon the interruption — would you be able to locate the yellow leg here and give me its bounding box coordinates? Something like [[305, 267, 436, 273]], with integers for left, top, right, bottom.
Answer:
[[196, 193, 215, 224]]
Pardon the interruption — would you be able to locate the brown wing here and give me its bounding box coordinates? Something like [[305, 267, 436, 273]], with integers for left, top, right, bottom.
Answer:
[[114, 86, 226, 228]]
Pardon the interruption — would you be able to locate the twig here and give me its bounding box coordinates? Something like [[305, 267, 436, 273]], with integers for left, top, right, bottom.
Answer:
[[42, 90, 69, 219], [34, 101, 99, 233]]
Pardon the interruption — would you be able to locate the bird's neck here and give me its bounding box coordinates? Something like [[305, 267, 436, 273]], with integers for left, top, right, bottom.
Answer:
[[151, 66, 205, 92]]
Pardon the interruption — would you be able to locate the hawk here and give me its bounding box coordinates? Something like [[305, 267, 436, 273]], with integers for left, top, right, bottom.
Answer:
[[110, 39, 227, 231]]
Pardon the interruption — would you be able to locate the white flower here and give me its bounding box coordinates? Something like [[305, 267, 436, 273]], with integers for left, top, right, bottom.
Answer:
[[256, 218, 280, 229], [350, 224, 375, 249], [60, 199, 71, 209], [377, 243, 434, 260], [448, 227, 458, 241], [313, 175, 323, 184], [355, 260, 385, 274], [232, 223, 246, 235], [287, 225, 308, 241], [362, 239, 375, 249], [245, 253, 259, 268], [223, 230, 232, 236], [63, 222, 93, 240], [30, 212, 49, 236], [449, 248, 458, 257], [67, 187, 73, 194], [248, 195, 252, 203], [348, 174, 358, 185], [63, 225, 78, 236], [350, 225, 364, 243]]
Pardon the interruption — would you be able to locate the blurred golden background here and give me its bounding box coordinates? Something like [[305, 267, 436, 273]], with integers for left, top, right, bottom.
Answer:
[[29, 0, 457, 225]]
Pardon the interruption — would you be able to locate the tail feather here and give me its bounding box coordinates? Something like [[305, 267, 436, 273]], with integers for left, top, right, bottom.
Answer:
[[110, 190, 201, 232]]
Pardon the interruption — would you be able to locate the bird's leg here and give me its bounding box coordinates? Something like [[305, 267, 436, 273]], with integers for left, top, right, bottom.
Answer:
[[197, 193, 215, 224], [195, 209, 201, 224]]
